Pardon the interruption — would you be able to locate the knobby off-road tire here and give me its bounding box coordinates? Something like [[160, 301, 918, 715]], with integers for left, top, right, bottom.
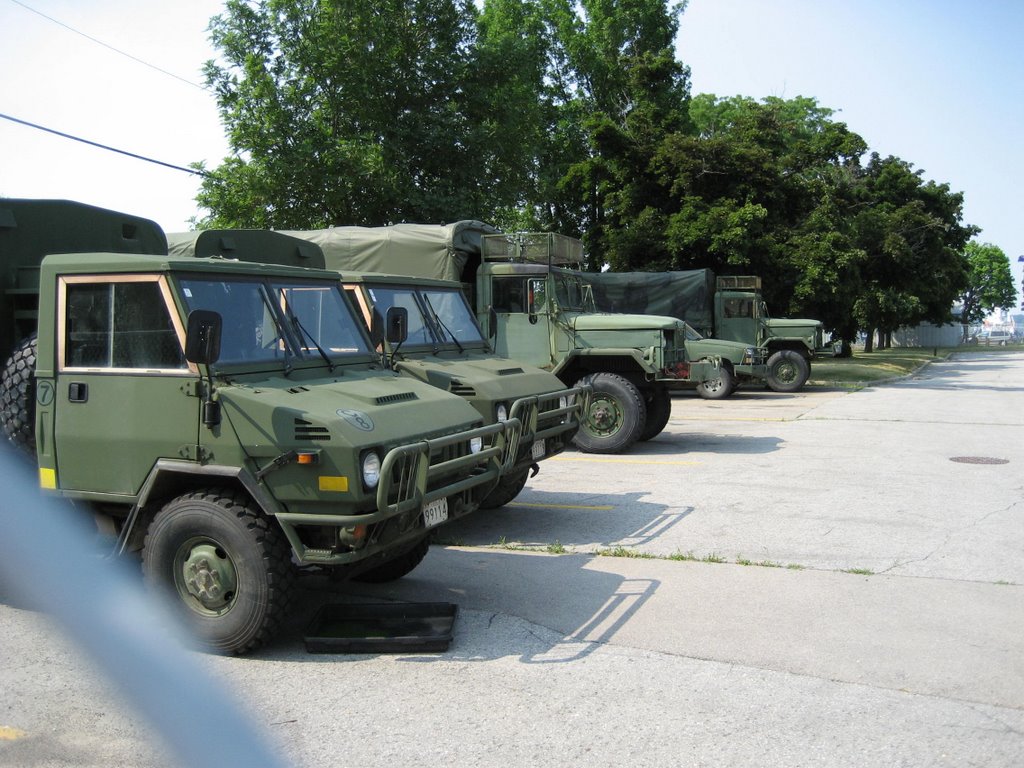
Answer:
[[1, 334, 38, 455], [695, 363, 735, 401], [479, 468, 531, 509], [766, 350, 810, 392], [353, 535, 431, 583], [572, 372, 647, 454], [639, 387, 672, 441], [142, 488, 294, 655]]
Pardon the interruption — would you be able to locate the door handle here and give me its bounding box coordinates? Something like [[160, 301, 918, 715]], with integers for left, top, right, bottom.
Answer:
[[68, 382, 89, 403]]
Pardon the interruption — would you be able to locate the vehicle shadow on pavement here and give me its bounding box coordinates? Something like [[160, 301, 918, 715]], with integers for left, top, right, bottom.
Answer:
[[632, 432, 784, 455], [276, 547, 660, 665], [433, 489, 687, 549]]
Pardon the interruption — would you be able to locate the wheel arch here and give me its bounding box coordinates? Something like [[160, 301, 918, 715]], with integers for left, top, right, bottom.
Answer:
[[120, 461, 279, 555]]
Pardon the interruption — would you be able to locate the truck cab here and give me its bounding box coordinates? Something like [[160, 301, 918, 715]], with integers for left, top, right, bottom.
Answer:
[[1, 201, 523, 654]]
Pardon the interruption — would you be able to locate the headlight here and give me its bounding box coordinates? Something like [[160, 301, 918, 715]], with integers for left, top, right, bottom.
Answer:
[[496, 403, 509, 422], [469, 436, 484, 454], [361, 451, 381, 489]]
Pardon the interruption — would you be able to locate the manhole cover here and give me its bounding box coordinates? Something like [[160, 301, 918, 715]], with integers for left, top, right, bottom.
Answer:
[[949, 456, 1010, 465]]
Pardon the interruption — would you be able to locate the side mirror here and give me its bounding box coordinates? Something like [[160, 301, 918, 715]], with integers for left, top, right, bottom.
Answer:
[[385, 306, 408, 344], [185, 309, 222, 365], [487, 306, 498, 340]]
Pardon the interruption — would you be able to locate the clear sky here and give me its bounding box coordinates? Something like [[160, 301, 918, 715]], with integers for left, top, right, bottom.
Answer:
[[1, 0, 1021, 299]]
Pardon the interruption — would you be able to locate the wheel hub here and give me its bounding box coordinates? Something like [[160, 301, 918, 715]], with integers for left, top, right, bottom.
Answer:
[[179, 542, 237, 612], [587, 396, 622, 436]]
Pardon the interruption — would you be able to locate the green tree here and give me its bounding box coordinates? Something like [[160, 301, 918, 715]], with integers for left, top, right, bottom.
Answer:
[[537, 0, 692, 268], [956, 242, 1017, 340], [850, 154, 975, 351], [198, 0, 535, 228], [649, 95, 868, 338]]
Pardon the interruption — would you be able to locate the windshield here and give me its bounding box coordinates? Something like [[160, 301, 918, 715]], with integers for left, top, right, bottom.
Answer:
[[366, 284, 485, 346], [682, 322, 704, 342], [179, 277, 371, 365], [554, 270, 589, 311]]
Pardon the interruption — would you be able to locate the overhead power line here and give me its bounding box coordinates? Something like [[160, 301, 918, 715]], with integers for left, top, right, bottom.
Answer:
[[8, 0, 210, 92], [0, 112, 209, 177]]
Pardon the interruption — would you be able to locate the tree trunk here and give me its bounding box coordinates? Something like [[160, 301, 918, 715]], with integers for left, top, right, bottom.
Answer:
[[864, 326, 875, 353]]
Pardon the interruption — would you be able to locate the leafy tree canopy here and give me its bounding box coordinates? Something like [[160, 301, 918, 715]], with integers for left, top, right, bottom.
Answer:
[[956, 241, 1017, 335]]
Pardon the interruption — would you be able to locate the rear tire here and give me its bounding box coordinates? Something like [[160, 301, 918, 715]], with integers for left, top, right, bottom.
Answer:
[[142, 488, 294, 654], [639, 388, 671, 441], [1, 334, 38, 454], [766, 350, 810, 392], [572, 373, 646, 454]]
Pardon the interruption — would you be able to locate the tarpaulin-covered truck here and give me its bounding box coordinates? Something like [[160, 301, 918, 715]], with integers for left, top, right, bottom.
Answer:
[[167, 228, 587, 509], [0, 199, 521, 654], [284, 224, 762, 453], [579, 270, 835, 392]]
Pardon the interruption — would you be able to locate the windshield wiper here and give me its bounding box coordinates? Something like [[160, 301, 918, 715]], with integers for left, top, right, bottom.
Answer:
[[280, 295, 336, 373], [422, 294, 464, 354]]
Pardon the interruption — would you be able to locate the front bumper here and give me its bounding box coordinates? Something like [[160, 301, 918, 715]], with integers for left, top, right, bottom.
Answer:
[[507, 385, 590, 469]]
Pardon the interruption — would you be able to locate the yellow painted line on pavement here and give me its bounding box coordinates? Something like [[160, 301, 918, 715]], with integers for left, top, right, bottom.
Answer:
[[0, 726, 27, 740], [508, 502, 615, 511], [550, 456, 702, 466]]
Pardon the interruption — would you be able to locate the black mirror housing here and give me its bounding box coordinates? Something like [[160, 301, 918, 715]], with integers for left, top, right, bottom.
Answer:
[[185, 309, 223, 365], [385, 306, 408, 344]]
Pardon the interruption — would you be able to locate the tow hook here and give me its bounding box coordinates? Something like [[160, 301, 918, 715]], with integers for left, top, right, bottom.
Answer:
[[529, 462, 540, 478]]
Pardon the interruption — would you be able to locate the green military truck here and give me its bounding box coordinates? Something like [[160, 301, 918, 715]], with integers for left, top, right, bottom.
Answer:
[[0, 200, 520, 654], [580, 270, 835, 392], [285, 224, 751, 453], [167, 228, 587, 509]]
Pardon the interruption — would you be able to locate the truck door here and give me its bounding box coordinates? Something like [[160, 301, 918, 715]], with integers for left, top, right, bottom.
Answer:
[[716, 293, 758, 344], [489, 275, 552, 368], [53, 276, 200, 495]]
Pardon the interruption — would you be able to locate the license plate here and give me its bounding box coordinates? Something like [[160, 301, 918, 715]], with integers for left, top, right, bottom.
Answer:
[[422, 497, 449, 528], [531, 439, 546, 460]]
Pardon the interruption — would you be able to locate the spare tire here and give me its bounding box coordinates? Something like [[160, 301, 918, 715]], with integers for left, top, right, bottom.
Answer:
[[1, 334, 38, 454]]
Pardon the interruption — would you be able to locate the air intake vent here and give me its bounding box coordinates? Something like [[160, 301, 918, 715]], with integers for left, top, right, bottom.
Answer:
[[497, 367, 524, 375], [295, 418, 331, 441], [375, 392, 418, 405], [449, 379, 477, 397], [287, 386, 310, 394]]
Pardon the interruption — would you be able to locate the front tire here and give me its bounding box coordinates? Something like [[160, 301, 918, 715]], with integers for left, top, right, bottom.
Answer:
[[142, 488, 294, 655], [695, 363, 734, 400], [353, 536, 431, 583], [480, 469, 530, 509], [766, 350, 810, 392], [572, 373, 647, 454]]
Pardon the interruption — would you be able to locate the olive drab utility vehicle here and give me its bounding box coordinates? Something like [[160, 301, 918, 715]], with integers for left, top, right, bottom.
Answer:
[[167, 228, 587, 509], [284, 223, 751, 453], [579, 270, 836, 392], [0, 200, 521, 654]]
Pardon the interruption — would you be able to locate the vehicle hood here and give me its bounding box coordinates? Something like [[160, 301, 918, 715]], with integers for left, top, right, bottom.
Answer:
[[569, 312, 683, 331], [765, 318, 822, 332], [395, 356, 566, 402], [217, 370, 481, 454]]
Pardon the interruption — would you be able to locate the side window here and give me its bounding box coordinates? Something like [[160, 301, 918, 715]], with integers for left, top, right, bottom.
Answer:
[[64, 280, 186, 370], [492, 277, 528, 313], [723, 298, 753, 319]]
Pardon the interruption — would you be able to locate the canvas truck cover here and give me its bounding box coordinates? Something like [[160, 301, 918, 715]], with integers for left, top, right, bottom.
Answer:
[[0, 198, 167, 354], [578, 270, 717, 333], [167, 229, 326, 269], [281, 221, 499, 284]]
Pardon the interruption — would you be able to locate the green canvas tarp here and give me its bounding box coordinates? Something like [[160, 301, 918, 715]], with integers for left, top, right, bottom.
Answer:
[[167, 230, 325, 269], [577, 270, 717, 333], [280, 221, 499, 284]]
